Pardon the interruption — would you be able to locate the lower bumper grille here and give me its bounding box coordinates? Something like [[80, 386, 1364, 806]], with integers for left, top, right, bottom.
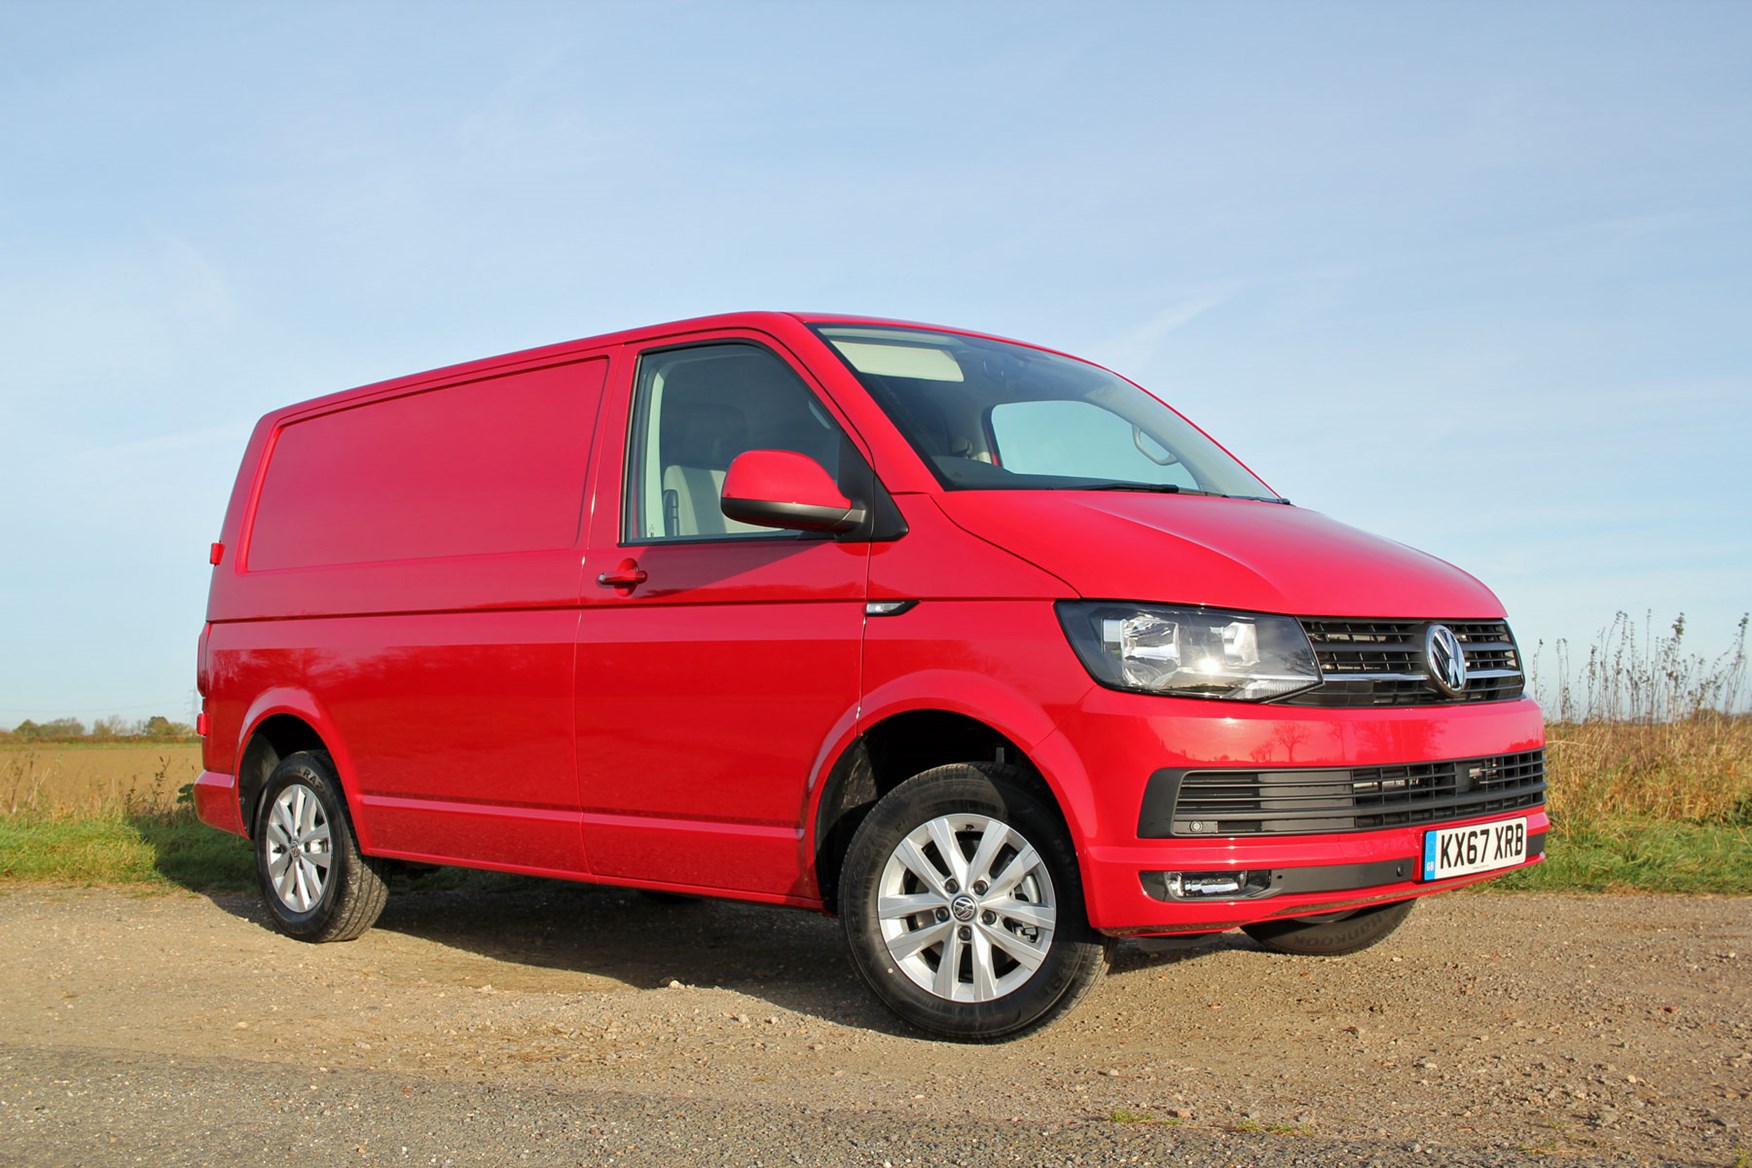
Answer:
[[1139, 749, 1547, 838]]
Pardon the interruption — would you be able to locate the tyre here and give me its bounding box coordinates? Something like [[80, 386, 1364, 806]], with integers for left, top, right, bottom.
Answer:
[[1241, 898, 1415, 956], [253, 750, 389, 942], [839, 763, 1109, 1040]]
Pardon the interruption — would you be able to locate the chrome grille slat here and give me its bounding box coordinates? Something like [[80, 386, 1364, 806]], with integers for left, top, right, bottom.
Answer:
[[1283, 618, 1525, 707]]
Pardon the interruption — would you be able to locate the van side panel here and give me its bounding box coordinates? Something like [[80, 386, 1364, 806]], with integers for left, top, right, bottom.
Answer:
[[248, 369, 594, 570], [207, 357, 608, 872], [210, 611, 586, 872], [214, 358, 607, 622]]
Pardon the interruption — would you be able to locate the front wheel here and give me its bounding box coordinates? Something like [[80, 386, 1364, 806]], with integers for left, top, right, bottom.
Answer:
[[253, 751, 389, 942], [1241, 898, 1415, 956], [839, 763, 1108, 1040]]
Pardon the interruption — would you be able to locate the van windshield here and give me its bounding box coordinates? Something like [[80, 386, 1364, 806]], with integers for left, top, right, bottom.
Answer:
[[811, 325, 1281, 500]]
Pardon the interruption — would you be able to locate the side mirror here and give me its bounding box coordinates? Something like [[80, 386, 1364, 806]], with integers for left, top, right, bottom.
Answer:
[[721, 450, 866, 535]]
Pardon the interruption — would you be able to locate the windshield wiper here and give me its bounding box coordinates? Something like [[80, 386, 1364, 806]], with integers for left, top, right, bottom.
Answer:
[[1080, 481, 1291, 504], [1082, 481, 1203, 496]]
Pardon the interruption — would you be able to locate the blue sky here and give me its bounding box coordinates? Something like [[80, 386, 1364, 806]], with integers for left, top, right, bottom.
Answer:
[[1, 0, 1747, 725]]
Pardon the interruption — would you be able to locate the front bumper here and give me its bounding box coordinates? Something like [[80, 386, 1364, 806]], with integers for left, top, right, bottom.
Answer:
[[1047, 690, 1548, 933], [1083, 811, 1548, 935]]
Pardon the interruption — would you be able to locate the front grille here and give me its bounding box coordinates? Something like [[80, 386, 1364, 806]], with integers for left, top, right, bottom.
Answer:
[[1282, 619, 1525, 707], [1140, 750, 1546, 838]]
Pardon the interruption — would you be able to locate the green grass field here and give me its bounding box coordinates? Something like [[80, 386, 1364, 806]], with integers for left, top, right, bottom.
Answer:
[[0, 741, 257, 889]]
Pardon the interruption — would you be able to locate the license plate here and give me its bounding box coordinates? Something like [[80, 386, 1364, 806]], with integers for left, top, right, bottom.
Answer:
[[1421, 816, 1528, 881]]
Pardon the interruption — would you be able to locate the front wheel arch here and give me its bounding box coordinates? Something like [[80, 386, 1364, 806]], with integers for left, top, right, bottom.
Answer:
[[809, 710, 1076, 909]]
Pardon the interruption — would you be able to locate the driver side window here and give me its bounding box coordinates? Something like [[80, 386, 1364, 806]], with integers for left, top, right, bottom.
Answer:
[[625, 343, 847, 541]]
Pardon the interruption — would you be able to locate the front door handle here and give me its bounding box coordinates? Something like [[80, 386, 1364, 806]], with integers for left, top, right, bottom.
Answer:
[[596, 559, 648, 590]]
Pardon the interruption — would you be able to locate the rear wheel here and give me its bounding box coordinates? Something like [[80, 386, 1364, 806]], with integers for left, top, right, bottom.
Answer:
[[839, 763, 1108, 1040], [1242, 899, 1415, 956], [254, 751, 388, 942]]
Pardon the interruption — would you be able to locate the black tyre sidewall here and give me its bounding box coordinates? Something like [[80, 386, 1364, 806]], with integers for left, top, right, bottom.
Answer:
[[1242, 898, 1416, 956], [840, 764, 1104, 1041], [253, 752, 381, 942]]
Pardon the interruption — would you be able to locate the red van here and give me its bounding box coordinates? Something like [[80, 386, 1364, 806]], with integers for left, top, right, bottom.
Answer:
[[194, 312, 1546, 1038]]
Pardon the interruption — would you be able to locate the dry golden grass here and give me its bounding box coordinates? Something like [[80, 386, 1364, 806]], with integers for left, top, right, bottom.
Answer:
[[4, 716, 1745, 831], [1, 743, 201, 818], [1544, 714, 1752, 827], [3, 610, 1746, 893]]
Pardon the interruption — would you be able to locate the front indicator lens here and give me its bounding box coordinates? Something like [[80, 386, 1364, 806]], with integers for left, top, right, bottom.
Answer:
[[1057, 602, 1321, 701]]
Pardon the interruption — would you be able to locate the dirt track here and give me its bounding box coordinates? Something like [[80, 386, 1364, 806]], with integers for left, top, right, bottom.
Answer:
[[1, 886, 1747, 1166]]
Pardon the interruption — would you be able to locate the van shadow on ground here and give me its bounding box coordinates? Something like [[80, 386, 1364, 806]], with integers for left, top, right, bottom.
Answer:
[[194, 868, 1249, 1037]]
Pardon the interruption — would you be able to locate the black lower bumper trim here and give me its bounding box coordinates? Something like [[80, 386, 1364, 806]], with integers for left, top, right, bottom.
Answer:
[[1138, 832, 1547, 902]]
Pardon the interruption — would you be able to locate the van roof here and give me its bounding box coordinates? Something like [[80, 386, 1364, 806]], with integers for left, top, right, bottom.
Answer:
[[261, 311, 1043, 424]]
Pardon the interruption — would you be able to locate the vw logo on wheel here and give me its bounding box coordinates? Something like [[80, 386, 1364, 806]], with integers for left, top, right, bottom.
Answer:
[[1425, 623, 1469, 696], [950, 894, 978, 922]]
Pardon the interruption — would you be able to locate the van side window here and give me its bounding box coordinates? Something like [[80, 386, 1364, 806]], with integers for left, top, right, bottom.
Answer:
[[626, 344, 845, 541]]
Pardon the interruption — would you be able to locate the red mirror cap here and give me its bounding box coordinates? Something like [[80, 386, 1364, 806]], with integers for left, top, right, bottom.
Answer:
[[722, 450, 850, 510], [721, 450, 863, 534]]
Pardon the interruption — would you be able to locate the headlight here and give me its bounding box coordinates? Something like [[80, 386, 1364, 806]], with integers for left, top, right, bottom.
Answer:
[[1056, 602, 1321, 701]]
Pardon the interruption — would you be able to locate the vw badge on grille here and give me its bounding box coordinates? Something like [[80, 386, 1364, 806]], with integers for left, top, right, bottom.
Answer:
[[1425, 623, 1469, 696]]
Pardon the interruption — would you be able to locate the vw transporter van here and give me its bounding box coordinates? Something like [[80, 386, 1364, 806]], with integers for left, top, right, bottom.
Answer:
[[194, 312, 1546, 1038]]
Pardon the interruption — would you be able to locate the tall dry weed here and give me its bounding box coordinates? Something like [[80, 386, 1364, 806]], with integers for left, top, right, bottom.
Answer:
[[1532, 611, 1748, 723], [1532, 612, 1752, 827], [3, 751, 48, 816]]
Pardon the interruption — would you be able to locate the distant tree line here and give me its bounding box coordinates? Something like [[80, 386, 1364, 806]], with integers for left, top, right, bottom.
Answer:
[[1, 715, 197, 742]]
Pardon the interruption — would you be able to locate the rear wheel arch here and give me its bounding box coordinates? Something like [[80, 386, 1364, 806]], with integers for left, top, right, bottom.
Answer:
[[237, 713, 328, 839]]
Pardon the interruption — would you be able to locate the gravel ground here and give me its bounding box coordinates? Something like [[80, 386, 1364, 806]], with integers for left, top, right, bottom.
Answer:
[[0, 886, 1746, 1167]]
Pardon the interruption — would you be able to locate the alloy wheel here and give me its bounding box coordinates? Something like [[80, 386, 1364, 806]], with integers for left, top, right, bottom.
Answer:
[[263, 781, 333, 913], [875, 812, 1058, 1002]]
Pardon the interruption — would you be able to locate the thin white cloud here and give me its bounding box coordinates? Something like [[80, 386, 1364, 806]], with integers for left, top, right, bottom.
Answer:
[[1090, 283, 1243, 373]]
